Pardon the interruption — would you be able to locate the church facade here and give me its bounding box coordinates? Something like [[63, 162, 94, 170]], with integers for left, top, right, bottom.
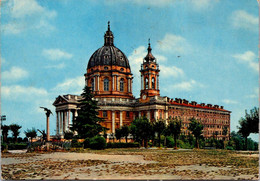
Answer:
[[53, 22, 231, 140]]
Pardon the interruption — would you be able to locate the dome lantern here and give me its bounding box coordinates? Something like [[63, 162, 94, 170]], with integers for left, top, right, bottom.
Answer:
[[104, 21, 114, 46]]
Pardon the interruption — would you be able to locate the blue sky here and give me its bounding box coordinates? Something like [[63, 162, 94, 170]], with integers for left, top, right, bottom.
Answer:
[[1, 0, 259, 141]]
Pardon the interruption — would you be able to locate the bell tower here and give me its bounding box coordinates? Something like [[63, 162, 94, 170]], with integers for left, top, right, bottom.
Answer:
[[140, 39, 160, 99]]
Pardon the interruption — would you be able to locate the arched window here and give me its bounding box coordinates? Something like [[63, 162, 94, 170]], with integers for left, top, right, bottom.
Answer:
[[91, 79, 95, 91], [120, 78, 124, 92], [145, 78, 148, 89], [152, 77, 155, 89], [104, 78, 109, 91]]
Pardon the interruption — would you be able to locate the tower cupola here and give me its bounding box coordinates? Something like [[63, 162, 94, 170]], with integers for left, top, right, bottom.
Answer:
[[104, 21, 114, 46]]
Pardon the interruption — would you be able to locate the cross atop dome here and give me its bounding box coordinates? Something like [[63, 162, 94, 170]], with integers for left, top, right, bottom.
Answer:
[[104, 21, 114, 46]]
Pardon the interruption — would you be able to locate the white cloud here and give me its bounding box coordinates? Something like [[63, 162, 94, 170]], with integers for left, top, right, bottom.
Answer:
[[160, 65, 184, 78], [156, 33, 190, 54], [2, 0, 57, 35], [222, 99, 238, 104], [2, 66, 28, 81], [43, 49, 73, 60], [232, 51, 258, 72], [246, 88, 258, 99], [231, 10, 258, 32], [166, 79, 204, 92], [190, 0, 219, 10], [2, 85, 48, 101], [52, 76, 85, 95]]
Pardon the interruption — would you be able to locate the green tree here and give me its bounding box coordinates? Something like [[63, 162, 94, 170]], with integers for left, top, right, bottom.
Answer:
[[130, 117, 152, 148], [154, 119, 166, 148], [9, 124, 22, 143], [167, 117, 182, 149], [71, 86, 105, 139], [188, 118, 203, 148], [115, 128, 123, 142], [1, 125, 9, 143], [222, 126, 228, 141], [24, 128, 37, 144], [64, 131, 74, 140], [121, 125, 130, 143]]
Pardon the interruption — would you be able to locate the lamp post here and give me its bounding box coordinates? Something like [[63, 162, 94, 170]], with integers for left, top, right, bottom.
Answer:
[[1, 115, 6, 142]]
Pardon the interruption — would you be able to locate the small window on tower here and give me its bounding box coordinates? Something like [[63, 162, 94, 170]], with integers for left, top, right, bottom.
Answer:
[[104, 66, 108, 70], [120, 68, 124, 71], [145, 78, 148, 89], [120, 78, 124, 92], [91, 79, 95, 91]]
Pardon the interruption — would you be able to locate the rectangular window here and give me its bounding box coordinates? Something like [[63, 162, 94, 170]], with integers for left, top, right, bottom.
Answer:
[[126, 111, 130, 118], [103, 111, 107, 118]]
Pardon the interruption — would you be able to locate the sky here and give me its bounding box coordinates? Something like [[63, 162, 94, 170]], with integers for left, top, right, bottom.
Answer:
[[1, 0, 259, 141]]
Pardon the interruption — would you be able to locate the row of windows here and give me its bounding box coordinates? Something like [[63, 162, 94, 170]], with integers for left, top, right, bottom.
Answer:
[[91, 78, 125, 92]]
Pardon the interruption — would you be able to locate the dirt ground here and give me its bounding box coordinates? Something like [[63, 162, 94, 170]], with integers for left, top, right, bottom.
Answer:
[[1, 148, 259, 180]]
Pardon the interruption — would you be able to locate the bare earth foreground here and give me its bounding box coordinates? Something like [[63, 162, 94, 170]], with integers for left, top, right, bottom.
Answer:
[[1, 148, 259, 180]]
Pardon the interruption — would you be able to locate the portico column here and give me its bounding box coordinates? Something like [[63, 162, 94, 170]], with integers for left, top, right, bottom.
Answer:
[[59, 111, 62, 135], [63, 111, 67, 133], [139, 111, 141, 118], [75, 109, 78, 117], [154, 110, 158, 121], [93, 76, 96, 91], [165, 111, 169, 120], [68, 109, 71, 130], [112, 75, 115, 91], [147, 111, 151, 120], [112, 111, 115, 133], [120, 111, 123, 127], [56, 111, 59, 135]]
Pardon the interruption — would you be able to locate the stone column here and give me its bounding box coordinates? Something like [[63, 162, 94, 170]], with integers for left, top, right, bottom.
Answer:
[[149, 73, 151, 89], [112, 111, 115, 133], [68, 109, 71, 130], [46, 115, 50, 141], [63, 111, 67, 133], [59, 111, 63, 135], [154, 110, 158, 121], [97, 75, 100, 91], [165, 111, 168, 120], [112, 75, 115, 91], [75, 109, 78, 117], [93, 76, 96, 91], [85, 78, 88, 86], [56, 111, 59, 135], [147, 111, 151, 120], [157, 75, 159, 90], [128, 78, 130, 92], [120, 111, 123, 127], [139, 111, 141, 118]]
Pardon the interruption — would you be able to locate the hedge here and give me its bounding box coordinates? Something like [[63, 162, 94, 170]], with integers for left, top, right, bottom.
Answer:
[[106, 142, 140, 148], [1, 143, 28, 150]]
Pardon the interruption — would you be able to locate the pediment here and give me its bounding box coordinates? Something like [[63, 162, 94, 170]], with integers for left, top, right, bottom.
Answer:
[[53, 96, 68, 105]]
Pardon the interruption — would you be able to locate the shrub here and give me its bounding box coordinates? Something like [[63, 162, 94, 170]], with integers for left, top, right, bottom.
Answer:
[[7, 143, 28, 150], [165, 136, 174, 148], [225, 146, 234, 150], [71, 139, 83, 148], [106, 142, 140, 148], [83, 138, 91, 148], [89, 136, 106, 150], [178, 140, 193, 149], [1, 143, 8, 151]]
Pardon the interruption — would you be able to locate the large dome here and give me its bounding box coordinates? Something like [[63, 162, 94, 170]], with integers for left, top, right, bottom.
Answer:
[[87, 22, 130, 70], [87, 45, 130, 69]]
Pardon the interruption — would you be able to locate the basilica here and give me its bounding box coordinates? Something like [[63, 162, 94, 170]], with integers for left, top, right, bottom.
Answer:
[[53, 22, 231, 140]]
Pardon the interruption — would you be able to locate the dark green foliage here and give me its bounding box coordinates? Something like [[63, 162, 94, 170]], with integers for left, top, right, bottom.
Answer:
[[71, 86, 105, 139], [121, 125, 130, 143], [154, 120, 166, 148], [9, 124, 22, 143], [89, 136, 106, 150], [106, 142, 140, 148], [167, 117, 182, 148], [238, 107, 259, 150], [71, 139, 83, 148], [130, 117, 153, 147], [64, 131, 74, 140], [115, 128, 123, 142], [188, 118, 203, 148], [6, 143, 28, 150], [24, 128, 37, 144], [1, 125, 9, 143], [166, 136, 174, 148], [228, 131, 258, 151], [83, 138, 91, 148]]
